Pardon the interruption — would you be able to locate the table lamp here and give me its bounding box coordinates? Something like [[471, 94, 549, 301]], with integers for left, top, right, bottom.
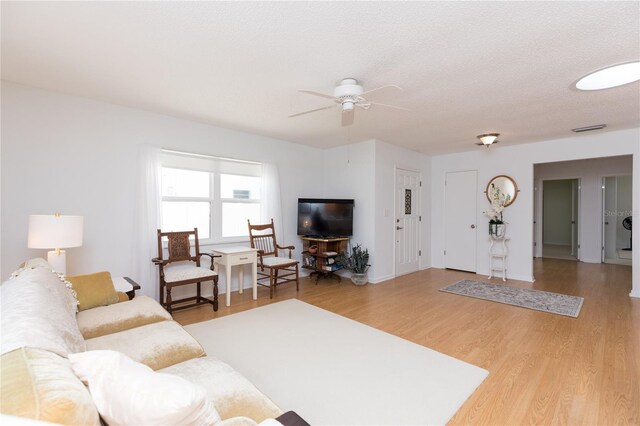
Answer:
[[28, 213, 83, 275]]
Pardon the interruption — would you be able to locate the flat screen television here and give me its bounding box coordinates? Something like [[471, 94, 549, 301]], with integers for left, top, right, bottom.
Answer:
[[297, 198, 354, 237]]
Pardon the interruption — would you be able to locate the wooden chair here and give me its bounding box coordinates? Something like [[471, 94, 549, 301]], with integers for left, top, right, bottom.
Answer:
[[152, 228, 221, 314], [248, 219, 299, 298]]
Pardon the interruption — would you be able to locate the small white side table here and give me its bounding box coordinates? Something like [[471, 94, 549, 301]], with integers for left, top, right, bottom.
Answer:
[[488, 237, 509, 282], [211, 246, 258, 307]]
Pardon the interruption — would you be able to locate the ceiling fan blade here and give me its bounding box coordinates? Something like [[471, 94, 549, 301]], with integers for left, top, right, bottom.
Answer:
[[342, 109, 354, 127], [289, 104, 336, 118], [361, 85, 403, 98], [298, 90, 336, 100], [369, 101, 411, 112]]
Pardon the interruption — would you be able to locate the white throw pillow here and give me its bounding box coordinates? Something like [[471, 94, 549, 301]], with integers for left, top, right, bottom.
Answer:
[[69, 350, 221, 426]]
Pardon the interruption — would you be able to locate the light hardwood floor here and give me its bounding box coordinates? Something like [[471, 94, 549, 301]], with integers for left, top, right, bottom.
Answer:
[[173, 259, 639, 425]]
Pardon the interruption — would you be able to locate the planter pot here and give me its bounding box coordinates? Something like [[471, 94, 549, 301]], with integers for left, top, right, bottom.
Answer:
[[351, 272, 368, 286], [489, 223, 506, 239]]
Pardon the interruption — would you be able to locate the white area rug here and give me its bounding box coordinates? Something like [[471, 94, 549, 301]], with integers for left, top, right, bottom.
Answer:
[[185, 299, 488, 425]]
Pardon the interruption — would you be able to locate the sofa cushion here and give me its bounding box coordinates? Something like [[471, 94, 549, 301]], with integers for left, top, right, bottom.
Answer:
[[160, 356, 283, 422], [76, 295, 172, 339], [66, 271, 119, 311], [69, 350, 220, 426], [85, 320, 204, 370], [0, 348, 100, 425], [1, 268, 85, 357]]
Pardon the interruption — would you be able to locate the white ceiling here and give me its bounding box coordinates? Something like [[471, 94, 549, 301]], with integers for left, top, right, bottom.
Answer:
[[2, 2, 639, 154]]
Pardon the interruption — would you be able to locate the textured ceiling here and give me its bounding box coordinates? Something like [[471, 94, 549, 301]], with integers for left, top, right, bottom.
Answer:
[[2, 2, 639, 154]]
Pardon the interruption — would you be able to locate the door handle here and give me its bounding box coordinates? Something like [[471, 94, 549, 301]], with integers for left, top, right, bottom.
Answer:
[[471, 224, 476, 229], [396, 226, 404, 230]]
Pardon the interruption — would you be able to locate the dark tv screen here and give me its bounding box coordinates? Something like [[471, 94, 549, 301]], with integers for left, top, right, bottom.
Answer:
[[297, 198, 354, 237]]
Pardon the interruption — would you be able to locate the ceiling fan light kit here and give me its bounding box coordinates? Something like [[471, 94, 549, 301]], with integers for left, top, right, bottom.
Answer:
[[476, 133, 500, 147], [289, 78, 408, 126]]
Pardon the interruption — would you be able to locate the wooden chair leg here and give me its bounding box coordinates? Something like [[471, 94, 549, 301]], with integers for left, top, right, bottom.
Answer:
[[213, 277, 219, 311], [166, 285, 173, 314], [269, 269, 275, 299], [159, 281, 165, 307], [295, 264, 299, 292], [197, 281, 201, 302], [274, 269, 279, 296]]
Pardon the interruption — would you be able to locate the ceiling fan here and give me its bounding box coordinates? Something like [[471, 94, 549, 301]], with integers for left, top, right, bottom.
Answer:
[[289, 78, 409, 126]]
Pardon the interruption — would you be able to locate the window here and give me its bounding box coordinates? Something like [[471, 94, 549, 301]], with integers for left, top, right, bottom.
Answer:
[[160, 151, 262, 243]]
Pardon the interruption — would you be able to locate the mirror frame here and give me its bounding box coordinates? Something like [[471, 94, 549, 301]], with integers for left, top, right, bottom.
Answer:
[[485, 175, 518, 207]]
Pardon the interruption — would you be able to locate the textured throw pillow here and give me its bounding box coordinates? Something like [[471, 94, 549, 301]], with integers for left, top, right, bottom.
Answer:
[[69, 350, 220, 426], [66, 272, 119, 311], [0, 348, 100, 425]]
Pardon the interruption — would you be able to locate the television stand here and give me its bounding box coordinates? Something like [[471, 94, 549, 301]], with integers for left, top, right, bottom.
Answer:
[[301, 236, 350, 284]]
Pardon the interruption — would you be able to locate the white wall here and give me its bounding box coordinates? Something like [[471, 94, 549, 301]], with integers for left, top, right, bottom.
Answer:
[[320, 140, 377, 276], [1, 82, 323, 298], [429, 128, 639, 297], [373, 140, 431, 282], [320, 139, 431, 283], [533, 155, 633, 261]]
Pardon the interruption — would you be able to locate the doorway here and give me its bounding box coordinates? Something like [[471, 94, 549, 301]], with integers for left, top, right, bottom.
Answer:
[[395, 168, 420, 276], [542, 179, 580, 261], [444, 170, 477, 272], [602, 175, 633, 265]]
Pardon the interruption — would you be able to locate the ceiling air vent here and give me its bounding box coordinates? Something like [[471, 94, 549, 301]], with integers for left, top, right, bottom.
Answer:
[[572, 124, 606, 133]]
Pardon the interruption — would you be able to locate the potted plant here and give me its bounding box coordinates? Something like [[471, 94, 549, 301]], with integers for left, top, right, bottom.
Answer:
[[339, 244, 370, 285], [484, 182, 511, 239]]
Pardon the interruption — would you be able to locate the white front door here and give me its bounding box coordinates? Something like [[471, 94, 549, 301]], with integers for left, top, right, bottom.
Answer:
[[395, 169, 420, 276], [445, 170, 477, 272]]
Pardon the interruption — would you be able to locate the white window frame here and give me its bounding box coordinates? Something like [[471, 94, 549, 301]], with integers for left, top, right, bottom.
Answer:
[[161, 150, 262, 246]]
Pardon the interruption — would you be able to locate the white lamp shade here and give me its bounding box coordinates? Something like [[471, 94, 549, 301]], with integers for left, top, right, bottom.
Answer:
[[28, 215, 83, 249]]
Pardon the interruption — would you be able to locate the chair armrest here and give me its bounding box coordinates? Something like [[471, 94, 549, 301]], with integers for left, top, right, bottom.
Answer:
[[277, 244, 295, 259], [276, 411, 310, 426], [198, 253, 221, 271], [151, 257, 166, 266], [199, 253, 221, 260]]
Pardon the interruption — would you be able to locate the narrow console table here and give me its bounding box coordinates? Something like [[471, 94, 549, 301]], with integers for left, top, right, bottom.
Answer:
[[211, 246, 258, 307], [488, 237, 509, 282], [301, 237, 349, 283]]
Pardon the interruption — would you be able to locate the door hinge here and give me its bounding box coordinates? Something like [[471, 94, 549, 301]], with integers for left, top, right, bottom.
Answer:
[[444, 250, 446, 255], [419, 250, 421, 256], [419, 215, 422, 221], [534, 242, 537, 246], [420, 181, 422, 187]]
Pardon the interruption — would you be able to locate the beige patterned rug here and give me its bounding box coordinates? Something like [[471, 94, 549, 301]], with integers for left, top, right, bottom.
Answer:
[[440, 280, 584, 318], [185, 299, 488, 425]]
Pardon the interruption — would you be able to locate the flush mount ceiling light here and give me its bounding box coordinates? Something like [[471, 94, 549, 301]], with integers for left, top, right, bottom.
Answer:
[[575, 61, 640, 91], [476, 133, 500, 147]]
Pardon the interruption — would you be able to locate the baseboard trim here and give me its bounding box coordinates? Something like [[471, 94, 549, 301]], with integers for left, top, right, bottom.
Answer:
[[630, 289, 640, 298], [369, 274, 394, 284]]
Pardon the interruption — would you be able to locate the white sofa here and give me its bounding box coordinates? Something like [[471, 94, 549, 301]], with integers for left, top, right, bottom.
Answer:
[[0, 259, 287, 425]]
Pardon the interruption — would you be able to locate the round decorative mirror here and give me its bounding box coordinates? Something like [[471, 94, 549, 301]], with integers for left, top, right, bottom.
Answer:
[[485, 175, 518, 207]]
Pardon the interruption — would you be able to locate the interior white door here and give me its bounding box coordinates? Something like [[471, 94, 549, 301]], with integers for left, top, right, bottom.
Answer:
[[395, 169, 420, 276], [445, 170, 477, 272]]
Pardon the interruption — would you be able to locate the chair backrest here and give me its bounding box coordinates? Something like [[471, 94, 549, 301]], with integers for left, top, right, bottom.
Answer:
[[247, 219, 279, 257], [156, 228, 201, 265]]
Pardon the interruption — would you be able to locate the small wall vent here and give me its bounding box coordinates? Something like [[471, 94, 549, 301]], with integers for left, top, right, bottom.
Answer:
[[572, 124, 606, 133]]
